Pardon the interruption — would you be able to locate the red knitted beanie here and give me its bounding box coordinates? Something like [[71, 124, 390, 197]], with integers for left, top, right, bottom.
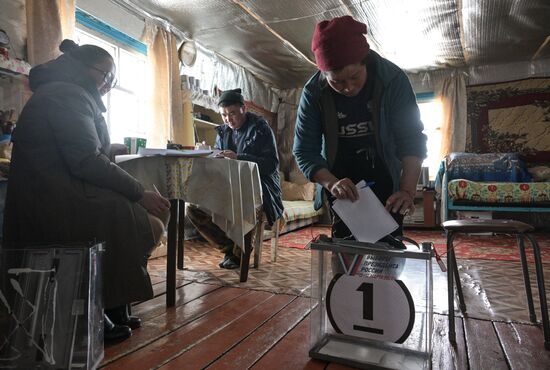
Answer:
[[311, 16, 370, 71]]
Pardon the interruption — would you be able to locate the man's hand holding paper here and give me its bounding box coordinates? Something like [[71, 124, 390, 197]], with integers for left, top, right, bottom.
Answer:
[[331, 180, 398, 243], [328, 177, 359, 201]]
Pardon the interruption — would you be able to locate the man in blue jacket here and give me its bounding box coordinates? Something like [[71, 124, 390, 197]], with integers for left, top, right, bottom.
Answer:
[[293, 16, 427, 238], [188, 89, 283, 268]]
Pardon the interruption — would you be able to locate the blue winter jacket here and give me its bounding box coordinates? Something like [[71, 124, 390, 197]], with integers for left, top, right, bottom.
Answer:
[[293, 51, 427, 209]]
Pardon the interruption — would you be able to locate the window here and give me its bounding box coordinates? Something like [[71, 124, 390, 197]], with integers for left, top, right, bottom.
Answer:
[[75, 24, 148, 144], [417, 96, 443, 181]]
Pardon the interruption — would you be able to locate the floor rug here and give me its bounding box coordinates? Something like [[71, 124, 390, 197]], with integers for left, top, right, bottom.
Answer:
[[407, 229, 550, 263], [273, 225, 331, 250], [273, 226, 550, 262]]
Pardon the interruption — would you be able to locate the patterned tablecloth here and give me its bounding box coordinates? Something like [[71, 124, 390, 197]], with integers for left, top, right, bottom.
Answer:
[[116, 155, 263, 247]]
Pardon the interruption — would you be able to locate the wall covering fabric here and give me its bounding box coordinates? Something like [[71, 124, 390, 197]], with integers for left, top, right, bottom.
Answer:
[[466, 78, 550, 161]]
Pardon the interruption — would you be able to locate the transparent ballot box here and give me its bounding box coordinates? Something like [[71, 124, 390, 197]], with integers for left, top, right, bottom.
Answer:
[[0, 243, 104, 369], [309, 238, 433, 370]]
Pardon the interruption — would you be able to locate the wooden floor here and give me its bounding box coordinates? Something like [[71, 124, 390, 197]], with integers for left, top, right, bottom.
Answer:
[[101, 239, 550, 370], [101, 280, 550, 370]]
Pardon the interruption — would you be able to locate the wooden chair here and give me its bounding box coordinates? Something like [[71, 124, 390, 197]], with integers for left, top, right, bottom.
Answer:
[[174, 205, 279, 284], [178, 204, 265, 284], [442, 219, 550, 350], [242, 209, 281, 282], [253, 216, 282, 268]]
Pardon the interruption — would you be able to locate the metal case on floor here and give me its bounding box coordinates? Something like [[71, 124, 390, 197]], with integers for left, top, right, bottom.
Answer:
[[0, 243, 104, 369], [309, 238, 433, 370]]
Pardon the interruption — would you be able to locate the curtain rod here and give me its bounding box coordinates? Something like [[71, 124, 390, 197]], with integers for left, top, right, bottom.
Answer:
[[107, 0, 281, 90]]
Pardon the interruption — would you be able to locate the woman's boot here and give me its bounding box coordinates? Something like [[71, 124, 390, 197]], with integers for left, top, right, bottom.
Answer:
[[105, 305, 142, 330], [104, 313, 131, 342]]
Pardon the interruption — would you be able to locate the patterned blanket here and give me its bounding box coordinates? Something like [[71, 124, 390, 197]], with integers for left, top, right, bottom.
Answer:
[[446, 152, 532, 182], [448, 179, 550, 204]]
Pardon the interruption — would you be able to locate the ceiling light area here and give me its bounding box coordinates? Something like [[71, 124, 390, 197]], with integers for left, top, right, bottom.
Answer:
[[354, 0, 463, 71]]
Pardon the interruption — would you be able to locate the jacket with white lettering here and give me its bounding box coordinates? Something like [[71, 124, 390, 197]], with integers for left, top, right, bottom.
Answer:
[[293, 51, 427, 209]]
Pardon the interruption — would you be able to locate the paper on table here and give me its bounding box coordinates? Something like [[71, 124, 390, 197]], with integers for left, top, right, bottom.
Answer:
[[137, 148, 212, 157], [332, 180, 398, 243]]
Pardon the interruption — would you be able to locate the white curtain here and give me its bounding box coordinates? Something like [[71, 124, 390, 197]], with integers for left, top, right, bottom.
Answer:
[[437, 73, 467, 158], [275, 88, 302, 176], [143, 21, 184, 148], [26, 0, 75, 66]]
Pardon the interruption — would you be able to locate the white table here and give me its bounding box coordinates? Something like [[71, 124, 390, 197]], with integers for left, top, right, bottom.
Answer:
[[116, 155, 263, 306]]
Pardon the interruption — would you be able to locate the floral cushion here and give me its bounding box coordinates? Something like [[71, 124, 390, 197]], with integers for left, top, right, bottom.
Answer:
[[448, 179, 550, 203]]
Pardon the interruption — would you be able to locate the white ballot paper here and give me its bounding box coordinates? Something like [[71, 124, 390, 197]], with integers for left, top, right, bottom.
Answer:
[[331, 180, 399, 243], [137, 148, 213, 157]]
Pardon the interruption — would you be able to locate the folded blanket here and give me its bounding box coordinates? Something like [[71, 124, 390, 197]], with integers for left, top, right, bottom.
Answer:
[[446, 152, 532, 182]]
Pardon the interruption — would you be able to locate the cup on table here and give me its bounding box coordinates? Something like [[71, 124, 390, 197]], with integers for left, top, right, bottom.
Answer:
[[124, 137, 147, 154], [195, 141, 211, 150], [180, 74, 190, 90]]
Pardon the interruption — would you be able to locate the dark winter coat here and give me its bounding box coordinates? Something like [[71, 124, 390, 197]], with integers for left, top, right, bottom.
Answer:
[[3, 54, 154, 309], [215, 112, 284, 225]]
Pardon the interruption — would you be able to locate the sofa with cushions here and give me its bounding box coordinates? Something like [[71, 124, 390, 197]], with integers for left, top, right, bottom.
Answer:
[[253, 169, 324, 262], [437, 152, 550, 222], [277, 169, 325, 235]]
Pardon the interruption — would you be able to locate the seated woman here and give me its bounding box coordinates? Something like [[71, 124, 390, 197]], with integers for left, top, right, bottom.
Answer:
[[3, 40, 170, 342]]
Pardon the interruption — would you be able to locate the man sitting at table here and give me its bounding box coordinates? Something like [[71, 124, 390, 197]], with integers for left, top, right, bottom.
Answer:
[[187, 88, 284, 269]]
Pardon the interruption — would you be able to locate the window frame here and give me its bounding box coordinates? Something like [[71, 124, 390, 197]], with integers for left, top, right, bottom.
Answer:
[[416, 92, 443, 181], [74, 9, 149, 144]]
